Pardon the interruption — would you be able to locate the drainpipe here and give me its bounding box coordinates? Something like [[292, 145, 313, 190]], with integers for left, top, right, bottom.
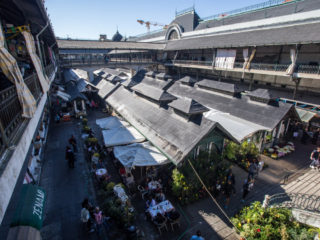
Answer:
[[36, 21, 49, 71]]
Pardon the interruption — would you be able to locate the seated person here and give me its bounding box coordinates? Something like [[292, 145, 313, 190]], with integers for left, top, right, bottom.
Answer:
[[166, 209, 180, 222], [119, 166, 126, 177], [125, 173, 134, 186], [155, 190, 165, 202], [153, 213, 165, 225], [146, 195, 157, 209], [148, 180, 161, 191], [96, 159, 104, 169]]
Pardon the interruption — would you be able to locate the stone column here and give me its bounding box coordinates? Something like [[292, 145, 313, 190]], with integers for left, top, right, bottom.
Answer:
[[82, 100, 86, 115]]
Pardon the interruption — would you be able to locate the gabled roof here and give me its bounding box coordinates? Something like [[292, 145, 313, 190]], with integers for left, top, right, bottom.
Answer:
[[146, 71, 158, 78], [57, 39, 165, 50], [132, 83, 177, 102], [196, 79, 240, 95], [247, 88, 274, 102], [65, 81, 88, 101], [105, 85, 233, 164], [168, 81, 295, 130], [107, 75, 123, 83], [95, 79, 109, 90], [100, 68, 127, 77], [156, 72, 171, 80], [98, 81, 120, 99], [168, 97, 209, 115], [178, 76, 197, 85]]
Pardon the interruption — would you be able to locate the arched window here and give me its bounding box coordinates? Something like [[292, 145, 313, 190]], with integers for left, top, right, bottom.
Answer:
[[168, 30, 178, 40]]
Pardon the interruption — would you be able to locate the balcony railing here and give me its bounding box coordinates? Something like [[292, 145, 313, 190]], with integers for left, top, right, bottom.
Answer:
[[59, 58, 155, 67], [166, 60, 320, 75], [0, 64, 55, 158], [59, 59, 108, 67], [25, 73, 42, 102]]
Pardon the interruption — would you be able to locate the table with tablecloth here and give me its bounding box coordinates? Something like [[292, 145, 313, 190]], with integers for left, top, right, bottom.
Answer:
[[147, 200, 174, 218]]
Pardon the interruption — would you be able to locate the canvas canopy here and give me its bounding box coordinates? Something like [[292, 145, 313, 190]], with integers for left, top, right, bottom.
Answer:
[[10, 184, 46, 231], [114, 142, 169, 168], [96, 116, 130, 129], [0, 25, 36, 118], [102, 126, 145, 147]]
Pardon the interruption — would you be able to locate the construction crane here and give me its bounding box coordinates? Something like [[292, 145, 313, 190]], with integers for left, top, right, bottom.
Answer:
[[137, 19, 168, 32]]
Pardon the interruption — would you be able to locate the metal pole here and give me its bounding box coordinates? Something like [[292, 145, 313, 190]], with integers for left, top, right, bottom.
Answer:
[[36, 21, 49, 72]]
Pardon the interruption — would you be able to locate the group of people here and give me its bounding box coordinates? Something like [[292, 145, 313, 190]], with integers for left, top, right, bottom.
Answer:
[[213, 162, 260, 209], [80, 198, 109, 234], [289, 121, 319, 145]]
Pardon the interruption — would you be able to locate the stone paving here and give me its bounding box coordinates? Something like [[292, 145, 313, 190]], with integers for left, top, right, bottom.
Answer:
[[179, 139, 318, 240], [40, 119, 99, 240]]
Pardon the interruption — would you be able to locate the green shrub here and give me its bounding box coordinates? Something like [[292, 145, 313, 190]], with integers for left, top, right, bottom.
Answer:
[[106, 182, 116, 192], [171, 150, 231, 205], [232, 201, 319, 240], [86, 137, 98, 144], [82, 118, 88, 125]]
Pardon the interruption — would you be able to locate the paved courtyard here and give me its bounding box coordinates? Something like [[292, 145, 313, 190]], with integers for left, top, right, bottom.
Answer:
[[39, 108, 318, 240]]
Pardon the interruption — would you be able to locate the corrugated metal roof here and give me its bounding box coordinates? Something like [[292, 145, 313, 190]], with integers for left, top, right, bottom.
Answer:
[[167, 81, 295, 130], [57, 39, 165, 50], [105, 85, 233, 164], [168, 97, 209, 115], [204, 109, 269, 142], [132, 83, 176, 102]]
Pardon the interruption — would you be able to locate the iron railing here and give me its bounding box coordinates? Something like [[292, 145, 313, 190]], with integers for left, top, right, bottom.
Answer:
[[166, 60, 320, 74], [250, 62, 289, 72], [25, 73, 42, 101], [0, 84, 23, 153], [201, 0, 304, 22], [176, 6, 195, 17], [0, 63, 55, 157], [268, 193, 320, 213]]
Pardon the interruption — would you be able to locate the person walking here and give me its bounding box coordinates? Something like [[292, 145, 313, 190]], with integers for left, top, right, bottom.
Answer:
[[310, 146, 320, 170], [301, 128, 310, 144], [190, 230, 205, 240], [223, 180, 235, 209], [248, 160, 258, 180], [81, 203, 94, 233], [312, 129, 319, 145], [69, 135, 77, 152], [241, 178, 254, 203], [65, 146, 75, 168]]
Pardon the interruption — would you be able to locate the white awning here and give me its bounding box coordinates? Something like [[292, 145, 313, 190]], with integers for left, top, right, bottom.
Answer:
[[296, 108, 317, 123], [102, 126, 145, 147], [114, 142, 168, 168], [204, 109, 269, 142], [96, 116, 130, 129], [56, 90, 71, 101]]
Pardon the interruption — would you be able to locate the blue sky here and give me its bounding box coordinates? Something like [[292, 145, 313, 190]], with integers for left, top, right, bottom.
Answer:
[[45, 0, 264, 40]]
